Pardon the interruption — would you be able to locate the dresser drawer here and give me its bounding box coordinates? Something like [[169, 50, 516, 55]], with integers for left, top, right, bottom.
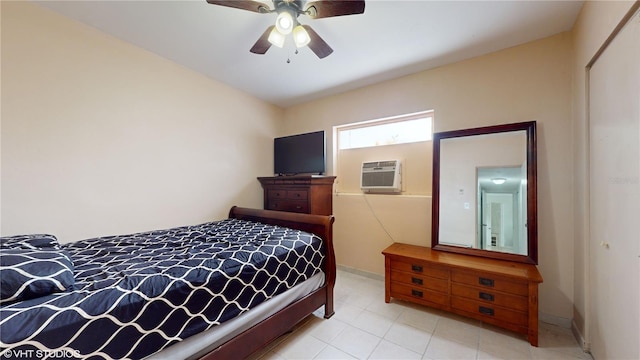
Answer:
[[391, 270, 448, 293], [391, 283, 449, 306], [267, 200, 309, 213], [451, 297, 528, 326], [451, 283, 528, 312], [267, 189, 287, 199], [451, 270, 528, 296], [286, 190, 308, 200], [390, 259, 449, 280]]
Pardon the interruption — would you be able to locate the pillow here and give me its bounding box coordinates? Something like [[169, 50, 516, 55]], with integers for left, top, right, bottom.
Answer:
[[0, 248, 75, 304], [0, 234, 60, 250]]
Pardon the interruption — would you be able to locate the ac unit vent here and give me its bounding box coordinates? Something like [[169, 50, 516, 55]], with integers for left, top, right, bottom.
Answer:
[[361, 160, 401, 193]]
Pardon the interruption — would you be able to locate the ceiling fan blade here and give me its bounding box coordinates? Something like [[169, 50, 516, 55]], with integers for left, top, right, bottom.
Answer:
[[302, 25, 333, 59], [206, 0, 271, 13], [250, 25, 274, 54], [304, 0, 365, 19]]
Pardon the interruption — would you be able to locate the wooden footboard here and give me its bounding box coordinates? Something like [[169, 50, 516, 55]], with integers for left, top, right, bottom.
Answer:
[[198, 207, 336, 360]]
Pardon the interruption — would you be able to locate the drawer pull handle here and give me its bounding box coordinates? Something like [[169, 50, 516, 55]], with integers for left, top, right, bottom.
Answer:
[[479, 277, 495, 287], [411, 277, 423, 285], [479, 306, 494, 316], [479, 292, 494, 301], [411, 289, 423, 298], [411, 264, 423, 273]]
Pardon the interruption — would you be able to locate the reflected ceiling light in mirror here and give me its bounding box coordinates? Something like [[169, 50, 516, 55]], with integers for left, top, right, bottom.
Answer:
[[491, 178, 507, 185]]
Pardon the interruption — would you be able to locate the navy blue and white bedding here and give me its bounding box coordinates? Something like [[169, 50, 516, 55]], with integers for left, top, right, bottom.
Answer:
[[0, 234, 61, 251], [0, 249, 75, 304], [0, 219, 324, 360]]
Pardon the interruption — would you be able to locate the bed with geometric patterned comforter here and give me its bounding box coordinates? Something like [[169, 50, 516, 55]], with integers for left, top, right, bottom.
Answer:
[[0, 212, 327, 360]]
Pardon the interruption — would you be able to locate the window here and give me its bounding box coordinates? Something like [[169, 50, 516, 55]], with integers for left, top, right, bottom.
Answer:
[[337, 111, 433, 150]]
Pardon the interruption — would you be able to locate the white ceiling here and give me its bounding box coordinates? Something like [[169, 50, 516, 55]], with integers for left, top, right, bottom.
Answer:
[[35, 0, 584, 108]]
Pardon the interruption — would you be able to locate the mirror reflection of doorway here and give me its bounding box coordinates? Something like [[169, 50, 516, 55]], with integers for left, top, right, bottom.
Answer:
[[477, 166, 526, 254], [481, 192, 513, 251]]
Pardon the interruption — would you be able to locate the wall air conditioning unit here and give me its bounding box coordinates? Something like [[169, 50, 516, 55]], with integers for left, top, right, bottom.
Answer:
[[361, 160, 401, 193]]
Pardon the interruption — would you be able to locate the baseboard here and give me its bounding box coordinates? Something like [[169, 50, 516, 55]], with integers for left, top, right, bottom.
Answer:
[[540, 313, 593, 358], [571, 319, 592, 355], [540, 312, 573, 328], [337, 265, 384, 282]]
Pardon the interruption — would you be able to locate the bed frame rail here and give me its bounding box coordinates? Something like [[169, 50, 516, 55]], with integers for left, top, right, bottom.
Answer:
[[198, 207, 336, 359]]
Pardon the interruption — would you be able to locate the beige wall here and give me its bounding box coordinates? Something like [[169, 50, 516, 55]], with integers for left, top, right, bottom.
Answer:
[[0, 2, 283, 242], [570, 0, 638, 350], [283, 33, 574, 322]]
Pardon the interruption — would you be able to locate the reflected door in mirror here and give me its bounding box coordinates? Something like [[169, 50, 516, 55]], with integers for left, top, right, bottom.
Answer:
[[478, 166, 527, 255]]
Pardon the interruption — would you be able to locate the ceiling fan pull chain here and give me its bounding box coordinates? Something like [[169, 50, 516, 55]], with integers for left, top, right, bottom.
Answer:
[[287, 46, 299, 63]]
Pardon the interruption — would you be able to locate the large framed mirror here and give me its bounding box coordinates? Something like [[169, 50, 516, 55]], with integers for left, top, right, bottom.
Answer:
[[431, 121, 537, 264]]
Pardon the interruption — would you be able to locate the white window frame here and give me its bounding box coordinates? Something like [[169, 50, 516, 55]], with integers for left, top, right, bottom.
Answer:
[[335, 110, 434, 150]]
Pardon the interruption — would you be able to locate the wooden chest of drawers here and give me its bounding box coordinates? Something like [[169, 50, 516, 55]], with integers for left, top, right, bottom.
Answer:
[[257, 176, 336, 215], [383, 243, 543, 346]]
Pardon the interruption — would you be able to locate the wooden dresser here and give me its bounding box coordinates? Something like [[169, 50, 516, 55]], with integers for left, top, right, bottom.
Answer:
[[382, 243, 543, 346], [257, 176, 336, 216]]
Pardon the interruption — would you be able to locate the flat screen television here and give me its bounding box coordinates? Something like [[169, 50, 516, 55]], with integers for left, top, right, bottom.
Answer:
[[274, 130, 326, 175]]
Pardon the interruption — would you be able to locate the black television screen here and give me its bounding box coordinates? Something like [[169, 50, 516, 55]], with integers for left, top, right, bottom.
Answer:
[[274, 131, 326, 175]]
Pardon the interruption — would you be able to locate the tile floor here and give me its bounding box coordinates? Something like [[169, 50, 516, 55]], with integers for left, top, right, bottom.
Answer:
[[249, 269, 591, 360]]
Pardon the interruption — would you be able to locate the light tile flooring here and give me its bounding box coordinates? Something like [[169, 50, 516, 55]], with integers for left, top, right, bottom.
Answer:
[[250, 269, 591, 360]]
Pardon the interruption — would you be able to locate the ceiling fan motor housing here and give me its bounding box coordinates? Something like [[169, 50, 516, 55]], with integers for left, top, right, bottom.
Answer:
[[274, 0, 305, 15]]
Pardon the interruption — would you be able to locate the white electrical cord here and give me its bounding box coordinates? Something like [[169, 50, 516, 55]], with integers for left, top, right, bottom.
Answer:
[[362, 193, 395, 242]]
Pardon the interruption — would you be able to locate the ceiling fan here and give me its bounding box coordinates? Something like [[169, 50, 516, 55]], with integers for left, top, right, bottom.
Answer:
[[205, 0, 366, 59]]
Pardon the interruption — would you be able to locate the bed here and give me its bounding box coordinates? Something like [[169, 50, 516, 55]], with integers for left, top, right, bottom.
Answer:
[[0, 206, 336, 359]]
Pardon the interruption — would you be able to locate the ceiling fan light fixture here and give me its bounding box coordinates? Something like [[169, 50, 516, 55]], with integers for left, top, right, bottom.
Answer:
[[206, 0, 366, 59], [293, 25, 310, 48], [275, 11, 294, 34], [267, 27, 286, 48]]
